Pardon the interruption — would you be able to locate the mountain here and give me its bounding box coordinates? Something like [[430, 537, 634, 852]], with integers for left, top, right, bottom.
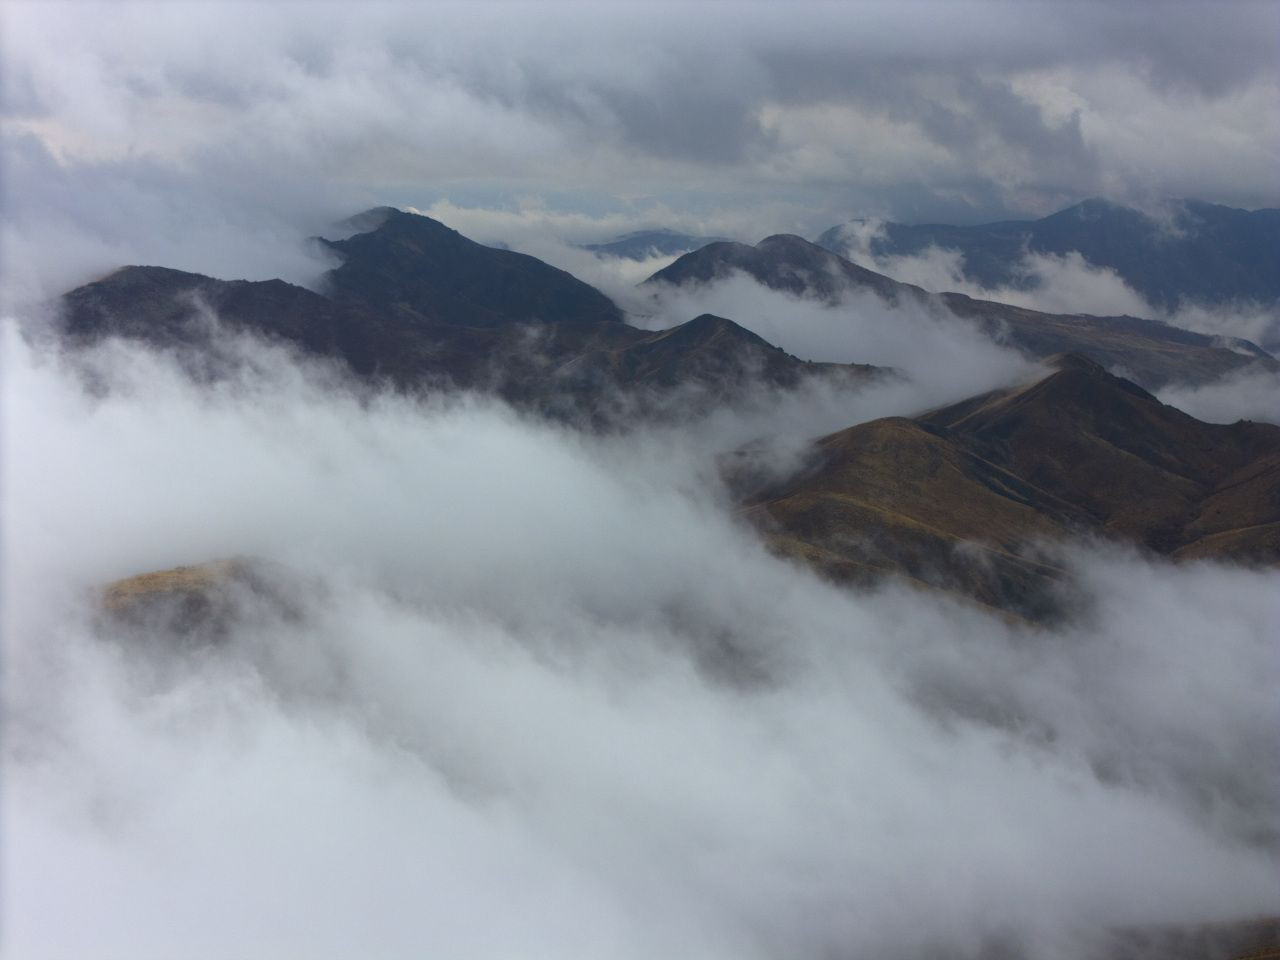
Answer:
[[644, 232, 1275, 389], [644, 234, 905, 302], [522, 313, 882, 423], [58, 211, 884, 424], [817, 198, 1280, 313], [319, 207, 623, 327], [581, 228, 731, 260], [740, 354, 1280, 618]]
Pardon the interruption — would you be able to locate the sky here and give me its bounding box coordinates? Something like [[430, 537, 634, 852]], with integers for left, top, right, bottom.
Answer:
[[3, 0, 1279, 301]]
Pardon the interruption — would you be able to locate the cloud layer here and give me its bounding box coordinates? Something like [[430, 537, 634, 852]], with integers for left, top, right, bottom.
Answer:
[[4, 323, 1277, 959]]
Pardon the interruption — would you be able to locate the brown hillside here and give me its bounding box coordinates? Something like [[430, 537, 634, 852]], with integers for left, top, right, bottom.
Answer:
[[744, 356, 1280, 616]]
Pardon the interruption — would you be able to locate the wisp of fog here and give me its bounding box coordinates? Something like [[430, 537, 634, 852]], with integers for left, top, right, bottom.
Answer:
[[3, 319, 1277, 960]]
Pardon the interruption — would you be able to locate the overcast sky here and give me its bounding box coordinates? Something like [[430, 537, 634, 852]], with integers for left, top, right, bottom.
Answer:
[[3, 0, 1278, 296]]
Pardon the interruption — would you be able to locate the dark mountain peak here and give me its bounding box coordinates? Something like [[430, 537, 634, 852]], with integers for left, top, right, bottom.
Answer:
[[913, 358, 1280, 546], [324, 206, 465, 252], [756, 233, 820, 253], [1042, 351, 1110, 374], [1034, 353, 1157, 401], [652, 313, 777, 351], [319, 208, 623, 328], [1046, 196, 1150, 229], [91, 264, 216, 289], [1071, 195, 1120, 212], [59, 265, 229, 341], [594, 312, 881, 402], [611, 227, 686, 241], [333, 205, 401, 235], [754, 233, 856, 273], [684, 311, 743, 331], [644, 231, 907, 303], [1033, 352, 1161, 402], [924, 354, 1164, 440], [358, 205, 458, 235]]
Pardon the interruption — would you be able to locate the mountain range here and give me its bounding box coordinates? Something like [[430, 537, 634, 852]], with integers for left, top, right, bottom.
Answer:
[[817, 197, 1280, 315], [643, 232, 1275, 390], [61, 211, 881, 424], [56, 205, 1280, 616]]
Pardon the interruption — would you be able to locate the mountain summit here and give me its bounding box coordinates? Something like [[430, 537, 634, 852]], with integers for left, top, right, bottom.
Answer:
[[320, 208, 624, 327], [644, 234, 905, 302]]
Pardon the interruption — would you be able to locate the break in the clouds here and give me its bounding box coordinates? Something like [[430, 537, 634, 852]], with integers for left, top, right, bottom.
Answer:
[[4, 324, 1278, 959], [4, 0, 1278, 300]]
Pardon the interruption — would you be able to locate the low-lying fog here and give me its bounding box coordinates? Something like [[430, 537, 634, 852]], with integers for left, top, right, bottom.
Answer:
[[3, 315, 1277, 960]]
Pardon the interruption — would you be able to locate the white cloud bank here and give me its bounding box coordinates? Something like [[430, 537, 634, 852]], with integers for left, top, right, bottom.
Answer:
[[3, 322, 1277, 959]]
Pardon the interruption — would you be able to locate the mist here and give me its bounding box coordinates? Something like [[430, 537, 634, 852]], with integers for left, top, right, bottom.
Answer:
[[4, 319, 1277, 960], [1157, 366, 1280, 425], [637, 270, 1041, 411]]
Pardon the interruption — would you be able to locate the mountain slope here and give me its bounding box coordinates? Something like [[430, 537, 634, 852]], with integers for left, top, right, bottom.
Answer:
[[817, 198, 1280, 314], [644, 232, 1274, 389], [743, 355, 1280, 617]]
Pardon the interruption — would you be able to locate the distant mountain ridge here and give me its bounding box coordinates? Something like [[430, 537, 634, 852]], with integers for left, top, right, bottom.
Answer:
[[644, 230, 1275, 389], [817, 197, 1280, 313], [582, 229, 732, 261], [58, 210, 884, 425]]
